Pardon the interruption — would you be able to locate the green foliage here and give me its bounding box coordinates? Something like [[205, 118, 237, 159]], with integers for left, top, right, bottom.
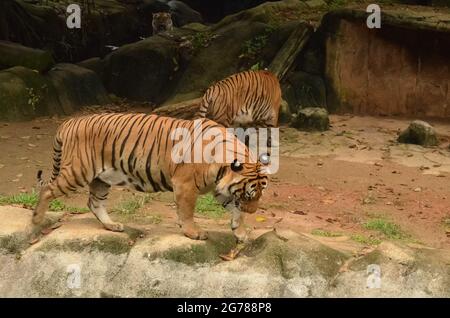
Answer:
[[190, 32, 215, 50], [250, 62, 263, 71], [26, 87, 41, 111], [364, 218, 408, 240], [240, 26, 277, 68], [311, 229, 342, 237], [195, 193, 226, 219]]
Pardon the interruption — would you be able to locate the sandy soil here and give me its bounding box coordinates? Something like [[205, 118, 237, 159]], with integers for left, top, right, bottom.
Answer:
[[0, 113, 449, 250]]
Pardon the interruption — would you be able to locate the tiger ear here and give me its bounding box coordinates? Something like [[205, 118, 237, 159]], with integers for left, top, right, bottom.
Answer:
[[231, 159, 243, 172]]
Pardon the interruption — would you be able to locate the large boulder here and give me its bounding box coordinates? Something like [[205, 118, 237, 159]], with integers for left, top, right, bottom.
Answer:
[[166, 0, 203, 26], [0, 66, 60, 121], [77, 57, 106, 80], [0, 41, 55, 72], [165, 21, 271, 104], [0, 64, 109, 121], [398, 120, 439, 147], [164, 1, 306, 105], [1, 207, 449, 298], [102, 36, 180, 103], [292, 107, 330, 132], [283, 71, 327, 115], [48, 64, 110, 114]]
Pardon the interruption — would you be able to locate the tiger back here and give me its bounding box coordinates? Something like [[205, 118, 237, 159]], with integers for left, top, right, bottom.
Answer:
[[197, 70, 282, 128]]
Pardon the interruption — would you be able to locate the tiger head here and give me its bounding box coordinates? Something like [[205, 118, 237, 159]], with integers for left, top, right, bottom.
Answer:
[[215, 154, 270, 214], [152, 12, 173, 35]]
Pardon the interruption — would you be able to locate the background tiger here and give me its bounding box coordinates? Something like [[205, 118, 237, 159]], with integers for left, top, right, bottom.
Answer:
[[152, 12, 174, 35], [197, 70, 282, 129], [33, 113, 269, 242]]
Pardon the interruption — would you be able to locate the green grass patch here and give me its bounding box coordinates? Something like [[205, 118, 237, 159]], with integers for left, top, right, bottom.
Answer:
[[443, 217, 450, 227], [65, 206, 90, 214], [0, 192, 38, 208], [112, 194, 152, 215], [195, 193, 226, 219], [311, 229, 342, 238], [351, 234, 381, 246], [363, 218, 408, 240], [0, 191, 89, 213]]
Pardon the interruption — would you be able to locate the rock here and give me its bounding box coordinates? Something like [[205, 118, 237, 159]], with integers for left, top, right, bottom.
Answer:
[[48, 64, 110, 114], [292, 107, 330, 131], [398, 120, 438, 147], [283, 71, 327, 114], [164, 4, 302, 105], [322, 8, 450, 117], [279, 99, 292, 124], [1, 214, 449, 297], [165, 21, 271, 104], [102, 36, 180, 103], [305, 0, 327, 9], [77, 58, 105, 79], [166, 0, 203, 26], [0, 63, 109, 121], [0, 66, 60, 121], [0, 41, 55, 72], [0, 206, 62, 253]]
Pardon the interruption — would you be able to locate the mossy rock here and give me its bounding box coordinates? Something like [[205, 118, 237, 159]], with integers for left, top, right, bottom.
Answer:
[[0, 66, 60, 121], [0, 208, 62, 254], [243, 231, 348, 280], [36, 235, 132, 255], [165, 21, 273, 105], [77, 57, 106, 79], [213, 0, 308, 29], [102, 36, 180, 103], [48, 63, 110, 114], [292, 107, 330, 132], [398, 120, 439, 147], [149, 232, 236, 265], [283, 71, 327, 114], [0, 41, 55, 73]]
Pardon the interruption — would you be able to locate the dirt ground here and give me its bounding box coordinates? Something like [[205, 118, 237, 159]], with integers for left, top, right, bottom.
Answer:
[[1, 112, 449, 250]]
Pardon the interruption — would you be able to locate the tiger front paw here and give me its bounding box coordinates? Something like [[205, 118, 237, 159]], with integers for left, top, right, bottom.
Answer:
[[233, 226, 248, 243], [183, 224, 208, 240]]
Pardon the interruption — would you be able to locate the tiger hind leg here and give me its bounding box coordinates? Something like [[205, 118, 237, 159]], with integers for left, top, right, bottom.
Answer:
[[33, 170, 82, 224], [32, 184, 58, 225], [88, 178, 124, 232]]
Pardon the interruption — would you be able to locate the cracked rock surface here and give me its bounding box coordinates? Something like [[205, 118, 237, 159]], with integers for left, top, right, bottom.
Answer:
[[1, 206, 449, 297]]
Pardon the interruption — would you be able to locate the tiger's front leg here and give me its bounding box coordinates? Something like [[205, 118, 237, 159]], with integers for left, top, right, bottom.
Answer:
[[174, 183, 208, 240], [230, 205, 248, 243]]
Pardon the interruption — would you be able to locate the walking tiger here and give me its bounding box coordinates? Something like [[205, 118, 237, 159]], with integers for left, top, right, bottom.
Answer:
[[33, 113, 270, 242]]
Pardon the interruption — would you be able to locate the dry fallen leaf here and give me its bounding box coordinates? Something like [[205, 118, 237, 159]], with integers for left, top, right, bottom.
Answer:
[[255, 216, 266, 222], [219, 242, 246, 261], [29, 237, 40, 245]]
